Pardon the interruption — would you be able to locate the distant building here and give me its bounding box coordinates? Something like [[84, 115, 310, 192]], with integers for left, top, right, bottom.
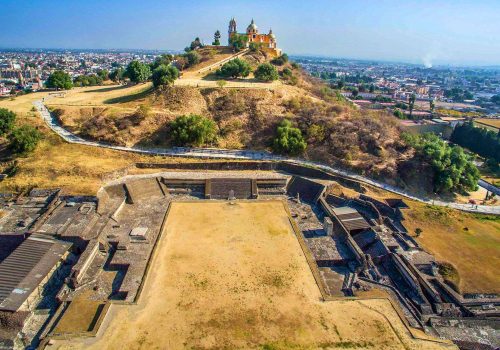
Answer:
[[228, 18, 282, 56]]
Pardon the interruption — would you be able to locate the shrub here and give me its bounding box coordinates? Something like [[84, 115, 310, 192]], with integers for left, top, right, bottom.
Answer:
[[393, 109, 406, 120], [152, 64, 179, 88], [170, 114, 217, 147], [0, 108, 16, 136], [10, 125, 42, 154], [183, 51, 200, 67], [272, 119, 307, 156], [254, 63, 279, 82], [216, 58, 251, 79], [270, 54, 289, 66]]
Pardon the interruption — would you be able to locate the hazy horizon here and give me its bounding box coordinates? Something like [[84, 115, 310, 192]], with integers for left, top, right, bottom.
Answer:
[[1, 0, 499, 67]]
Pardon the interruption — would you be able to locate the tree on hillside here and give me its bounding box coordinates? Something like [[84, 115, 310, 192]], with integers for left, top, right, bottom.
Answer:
[[10, 125, 41, 154], [216, 58, 251, 79], [46, 70, 73, 90], [183, 51, 200, 67], [272, 119, 307, 156], [170, 114, 217, 147], [73, 74, 103, 87], [271, 54, 289, 66], [151, 54, 174, 70], [152, 64, 179, 88], [351, 89, 359, 98], [337, 81, 345, 90], [213, 30, 221, 45], [404, 132, 480, 193], [0, 108, 16, 137], [110, 67, 125, 83], [189, 37, 202, 51], [408, 93, 416, 118], [125, 60, 151, 84], [229, 34, 248, 52], [254, 63, 279, 82], [97, 69, 109, 81]]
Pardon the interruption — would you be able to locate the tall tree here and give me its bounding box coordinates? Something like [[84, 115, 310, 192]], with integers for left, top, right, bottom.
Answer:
[[409, 93, 416, 119], [213, 30, 221, 45], [0, 108, 16, 136]]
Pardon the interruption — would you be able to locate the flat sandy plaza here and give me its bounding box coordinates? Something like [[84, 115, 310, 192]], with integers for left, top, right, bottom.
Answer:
[[50, 201, 450, 350]]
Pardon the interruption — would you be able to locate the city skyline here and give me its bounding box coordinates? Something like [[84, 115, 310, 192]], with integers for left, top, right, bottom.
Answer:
[[1, 0, 500, 66]]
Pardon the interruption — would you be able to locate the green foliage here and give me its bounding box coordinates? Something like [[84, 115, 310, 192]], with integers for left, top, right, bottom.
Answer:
[[216, 58, 251, 79], [73, 74, 103, 87], [109, 67, 125, 82], [393, 109, 406, 120], [270, 54, 289, 66], [408, 93, 416, 118], [249, 42, 264, 52], [254, 63, 279, 82], [10, 125, 41, 154], [184, 51, 200, 67], [170, 114, 217, 147], [212, 30, 221, 45], [125, 60, 151, 83], [272, 119, 307, 156], [229, 34, 248, 52], [451, 121, 500, 163], [0, 108, 16, 136], [189, 37, 203, 51], [404, 133, 480, 193], [445, 88, 474, 102], [152, 64, 179, 88], [46, 70, 73, 90], [151, 54, 173, 70], [97, 69, 109, 80]]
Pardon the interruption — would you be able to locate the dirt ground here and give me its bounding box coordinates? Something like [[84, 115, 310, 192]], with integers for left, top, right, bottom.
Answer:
[[48, 201, 453, 350], [52, 292, 105, 335]]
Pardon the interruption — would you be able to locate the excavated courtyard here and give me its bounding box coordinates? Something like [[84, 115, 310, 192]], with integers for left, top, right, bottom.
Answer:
[[47, 201, 452, 350]]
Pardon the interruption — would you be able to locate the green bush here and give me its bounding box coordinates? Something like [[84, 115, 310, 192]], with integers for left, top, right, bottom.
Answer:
[[229, 34, 248, 52], [254, 63, 279, 82], [0, 108, 16, 136], [125, 60, 151, 83], [46, 70, 73, 90], [183, 51, 200, 67], [271, 54, 289, 66], [404, 132, 480, 193], [272, 119, 307, 156], [10, 125, 41, 154], [170, 114, 217, 147], [152, 64, 179, 88], [217, 58, 251, 79]]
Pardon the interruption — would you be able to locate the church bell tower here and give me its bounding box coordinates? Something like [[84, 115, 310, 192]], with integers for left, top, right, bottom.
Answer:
[[228, 18, 237, 45]]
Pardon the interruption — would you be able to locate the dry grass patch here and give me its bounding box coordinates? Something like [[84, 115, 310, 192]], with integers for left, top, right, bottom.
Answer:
[[48, 201, 452, 350]]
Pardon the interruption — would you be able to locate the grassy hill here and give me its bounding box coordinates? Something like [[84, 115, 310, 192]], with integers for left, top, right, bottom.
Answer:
[[46, 50, 412, 186]]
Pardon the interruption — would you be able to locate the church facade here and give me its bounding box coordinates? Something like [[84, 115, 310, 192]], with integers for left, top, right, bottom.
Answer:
[[228, 18, 282, 56]]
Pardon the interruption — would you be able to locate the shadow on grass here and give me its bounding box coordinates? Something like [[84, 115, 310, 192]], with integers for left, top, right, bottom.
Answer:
[[103, 86, 154, 104], [83, 85, 129, 93]]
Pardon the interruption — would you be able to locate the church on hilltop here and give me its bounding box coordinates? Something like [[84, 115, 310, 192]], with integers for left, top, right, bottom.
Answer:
[[228, 18, 282, 56]]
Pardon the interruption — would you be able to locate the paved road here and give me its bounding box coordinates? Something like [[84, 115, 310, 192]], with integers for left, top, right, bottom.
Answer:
[[34, 99, 500, 215]]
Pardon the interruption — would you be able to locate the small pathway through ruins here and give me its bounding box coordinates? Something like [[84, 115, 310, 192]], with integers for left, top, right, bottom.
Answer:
[[34, 99, 500, 215]]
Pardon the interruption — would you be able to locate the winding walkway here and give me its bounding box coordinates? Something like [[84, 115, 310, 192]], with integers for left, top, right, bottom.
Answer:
[[34, 99, 500, 215]]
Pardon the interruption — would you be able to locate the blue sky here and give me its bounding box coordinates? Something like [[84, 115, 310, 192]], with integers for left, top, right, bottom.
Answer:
[[1, 0, 499, 66]]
